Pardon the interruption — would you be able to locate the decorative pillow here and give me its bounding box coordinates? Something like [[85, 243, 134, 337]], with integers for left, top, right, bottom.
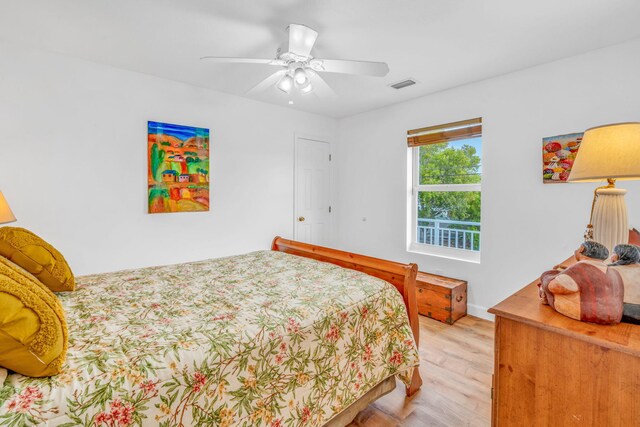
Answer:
[[0, 256, 68, 377], [0, 227, 74, 292]]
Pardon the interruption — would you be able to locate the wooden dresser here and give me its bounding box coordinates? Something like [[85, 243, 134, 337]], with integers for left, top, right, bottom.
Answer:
[[489, 254, 640, 425]]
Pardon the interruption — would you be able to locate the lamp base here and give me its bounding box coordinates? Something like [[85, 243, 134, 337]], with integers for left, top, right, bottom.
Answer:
[[592, 187, 629, 253]]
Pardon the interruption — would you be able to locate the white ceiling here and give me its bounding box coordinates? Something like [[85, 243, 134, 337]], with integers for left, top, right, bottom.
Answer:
[[1, 0, 640, 118]]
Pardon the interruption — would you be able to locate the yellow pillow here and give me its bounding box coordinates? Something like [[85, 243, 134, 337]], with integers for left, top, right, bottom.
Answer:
[[0, 256, 68, 377], [0, 227, 75, 292]]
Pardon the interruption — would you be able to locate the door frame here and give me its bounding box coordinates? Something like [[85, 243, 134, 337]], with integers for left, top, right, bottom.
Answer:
[[293, 133, 333, 244]]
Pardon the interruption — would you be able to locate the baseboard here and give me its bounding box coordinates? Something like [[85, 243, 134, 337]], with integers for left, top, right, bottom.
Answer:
[[467, 303, 494, 321]]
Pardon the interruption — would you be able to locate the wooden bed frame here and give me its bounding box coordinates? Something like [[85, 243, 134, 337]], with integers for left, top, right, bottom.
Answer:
[[271, 236, 423, 396]]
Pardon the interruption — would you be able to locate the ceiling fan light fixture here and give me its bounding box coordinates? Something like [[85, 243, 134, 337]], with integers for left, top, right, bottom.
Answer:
[[300, 81, 313, 95], [294, 67, 308, 85], [277, 73, 294, 93]]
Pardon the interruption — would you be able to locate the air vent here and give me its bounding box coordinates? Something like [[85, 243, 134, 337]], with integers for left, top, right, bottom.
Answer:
[[390, 79, 417, 90]]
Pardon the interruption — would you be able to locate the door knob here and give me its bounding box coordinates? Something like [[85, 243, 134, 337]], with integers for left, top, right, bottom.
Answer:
[[298, 216, 305, 222]]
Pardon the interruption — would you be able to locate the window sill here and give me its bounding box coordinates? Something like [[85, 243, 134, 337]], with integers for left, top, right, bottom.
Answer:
[[407, 242, 481, 264]]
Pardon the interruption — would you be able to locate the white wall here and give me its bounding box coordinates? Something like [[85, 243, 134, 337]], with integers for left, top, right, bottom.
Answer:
[[335, 38, 640, 319], [0, 41, 336, 275]]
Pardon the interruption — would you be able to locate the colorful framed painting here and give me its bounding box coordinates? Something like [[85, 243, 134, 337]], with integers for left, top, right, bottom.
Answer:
[[542, 132, 583, 184], [148, 121, 210, 213]]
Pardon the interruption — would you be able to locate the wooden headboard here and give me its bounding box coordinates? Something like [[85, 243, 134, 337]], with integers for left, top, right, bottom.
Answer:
[[271, 236, 422, 396]]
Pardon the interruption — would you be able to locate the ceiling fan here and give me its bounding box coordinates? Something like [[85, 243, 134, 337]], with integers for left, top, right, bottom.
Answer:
[[201, 24, 389, 97]]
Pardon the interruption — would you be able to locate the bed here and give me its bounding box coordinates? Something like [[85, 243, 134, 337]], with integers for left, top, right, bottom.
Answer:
[[0, 237, 422, 426]]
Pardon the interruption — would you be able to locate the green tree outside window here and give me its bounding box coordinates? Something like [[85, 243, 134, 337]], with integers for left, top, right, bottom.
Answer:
[[418, 142, 481, 223]]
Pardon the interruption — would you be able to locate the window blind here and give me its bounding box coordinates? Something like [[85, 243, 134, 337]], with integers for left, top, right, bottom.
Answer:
[[407, 117, 482, 147]]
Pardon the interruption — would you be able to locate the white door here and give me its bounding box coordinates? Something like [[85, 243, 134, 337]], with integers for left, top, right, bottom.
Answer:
[[295, 137, 331, 245]]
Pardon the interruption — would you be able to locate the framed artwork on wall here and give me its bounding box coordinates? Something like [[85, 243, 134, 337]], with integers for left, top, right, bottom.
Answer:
[[147, 121, 210, 213], [542, 132, 583, 184]]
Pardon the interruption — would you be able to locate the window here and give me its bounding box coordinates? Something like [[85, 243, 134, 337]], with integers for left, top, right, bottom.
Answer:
[[407, 118, 482, 261]]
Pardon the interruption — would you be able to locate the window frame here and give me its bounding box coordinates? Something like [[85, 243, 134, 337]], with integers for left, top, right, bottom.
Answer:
[[407, 135, 482, 263]]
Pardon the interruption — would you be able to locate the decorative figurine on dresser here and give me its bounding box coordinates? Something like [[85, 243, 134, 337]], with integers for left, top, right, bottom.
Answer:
[[538, 241, 624, 325], [609, 244, 640, 324]]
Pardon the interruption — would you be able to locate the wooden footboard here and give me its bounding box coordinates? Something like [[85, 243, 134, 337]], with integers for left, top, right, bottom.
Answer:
[[271, 236, 423, 396]]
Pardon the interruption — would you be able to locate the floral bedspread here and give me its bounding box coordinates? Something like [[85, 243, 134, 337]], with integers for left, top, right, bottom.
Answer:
[[0, 250, 419, 427]]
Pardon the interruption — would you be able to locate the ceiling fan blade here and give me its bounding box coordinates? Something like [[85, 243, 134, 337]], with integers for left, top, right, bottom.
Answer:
[[246, 70, 287, 95], [307, 70, 335, 97], [286, 24, 318, 58], [310, 59, 389, 77], [200, 57, 286, 66]]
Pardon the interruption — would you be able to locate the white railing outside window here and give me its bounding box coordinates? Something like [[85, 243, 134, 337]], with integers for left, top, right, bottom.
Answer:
[[417, 218, 480, 252]]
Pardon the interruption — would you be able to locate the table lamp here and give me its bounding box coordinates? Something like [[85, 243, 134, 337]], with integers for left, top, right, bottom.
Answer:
[[568, 122, 640, 252], [0, 191, 16, 224]]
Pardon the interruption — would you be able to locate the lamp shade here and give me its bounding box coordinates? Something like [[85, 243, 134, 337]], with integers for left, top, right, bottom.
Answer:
[[568, 122, 640, 182], [0, 191, 16, 224]]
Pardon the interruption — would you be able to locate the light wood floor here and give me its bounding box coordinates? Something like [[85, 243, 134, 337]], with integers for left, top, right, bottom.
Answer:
[[348, 315, 494, 427]]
